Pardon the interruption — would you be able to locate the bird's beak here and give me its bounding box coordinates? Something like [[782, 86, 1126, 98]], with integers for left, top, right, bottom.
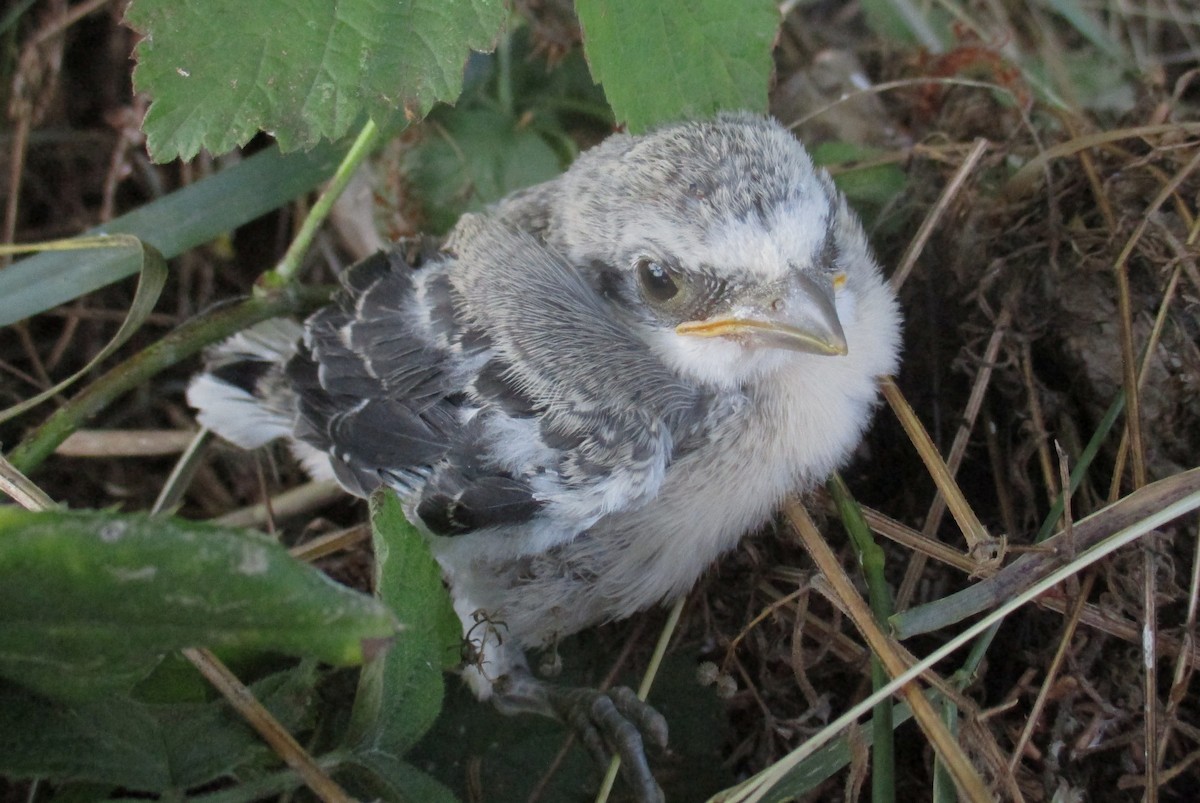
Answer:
[[676, 272, 849, 356]]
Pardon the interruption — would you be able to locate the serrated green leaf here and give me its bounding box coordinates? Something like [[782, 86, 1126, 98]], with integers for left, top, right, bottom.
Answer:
[[0, 664, 318, 792], [575, 0, 778, 132], [346, 489, 459, 757], [0, 508, 397, 701], [0, 142, 346, 327], [125, 0, 509, 161]]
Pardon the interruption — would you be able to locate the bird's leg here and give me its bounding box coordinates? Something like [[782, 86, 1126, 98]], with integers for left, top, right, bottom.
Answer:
[[492, 665, 669, 803]]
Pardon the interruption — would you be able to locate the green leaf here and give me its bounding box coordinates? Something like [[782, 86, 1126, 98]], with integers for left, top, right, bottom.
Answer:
[[124, 0, 509, 161], [402, 107, 567, 234], [345, 752, 459, 803], [0, 236, 166, 425], [0, 508, 397, 701], [0, 142, 346, 328], [0, 664, 318, 792], [574, 0, 778, 132], [810, 142, 908, 211], [346, 489, 460, 757]]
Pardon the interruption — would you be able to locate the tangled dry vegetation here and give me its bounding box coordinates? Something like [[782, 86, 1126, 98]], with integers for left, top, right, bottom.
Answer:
[[3, 1, 1200, 801]]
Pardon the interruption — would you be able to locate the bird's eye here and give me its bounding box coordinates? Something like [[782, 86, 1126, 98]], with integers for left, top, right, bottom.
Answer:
[[637, 258, 680, 303]]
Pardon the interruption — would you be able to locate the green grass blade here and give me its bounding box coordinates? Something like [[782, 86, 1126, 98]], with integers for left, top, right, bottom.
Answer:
[[0, 142, 346, 328]]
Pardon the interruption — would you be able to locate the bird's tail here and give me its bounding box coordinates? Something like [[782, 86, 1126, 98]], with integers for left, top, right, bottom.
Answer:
[[186, 318, 304, 449]]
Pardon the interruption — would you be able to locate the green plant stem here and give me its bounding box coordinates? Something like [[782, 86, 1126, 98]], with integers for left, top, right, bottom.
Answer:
[[497, 25, 514, 120], [930, 697, 960, 803], [264, 120, 385, 288], [5, 286, 329, 474], [827, 473, 895, 803]]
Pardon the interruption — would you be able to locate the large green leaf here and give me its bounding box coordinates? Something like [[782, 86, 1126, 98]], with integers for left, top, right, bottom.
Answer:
[[0, 508, 397, 700], [574, 0, 778, 132], [346, 489, 460, 758], [0, 664, 317, 792], [125, 0, 508, 161]]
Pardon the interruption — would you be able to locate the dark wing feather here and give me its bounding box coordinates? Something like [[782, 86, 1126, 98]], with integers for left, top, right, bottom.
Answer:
[[286, 223, 714, 544], [285, 249, 466, 497], [285, 246, 548, 530]]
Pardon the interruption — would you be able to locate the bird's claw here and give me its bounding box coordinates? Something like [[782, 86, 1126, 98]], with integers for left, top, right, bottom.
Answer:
[[548, 684, 668, 803], [493, 671, 668, 803]]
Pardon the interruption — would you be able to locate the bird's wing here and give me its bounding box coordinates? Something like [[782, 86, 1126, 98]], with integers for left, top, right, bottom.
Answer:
[[423, 217, 712, 541], [285, 223, 711, 546], [284, 244, 467, 498]]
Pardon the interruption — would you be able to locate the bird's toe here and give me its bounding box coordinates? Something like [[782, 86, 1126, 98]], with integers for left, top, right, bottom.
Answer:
[[547, 684, 667, 803]]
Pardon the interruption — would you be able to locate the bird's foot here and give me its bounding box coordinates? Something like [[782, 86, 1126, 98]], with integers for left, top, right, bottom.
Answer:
[[493, 669, 668, 803]]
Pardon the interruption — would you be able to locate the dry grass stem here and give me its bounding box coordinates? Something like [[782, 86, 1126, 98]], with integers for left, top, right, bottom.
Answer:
[[896, 302, 1014, 610], [55, 428, 197, 457], [1007, 573, 1096, 772], [0, 454, 55, 511], [890, 137, 990, 292], [881, 378, 996, 561], [182, 647, 354, 803], [213, 480, 346, 528]]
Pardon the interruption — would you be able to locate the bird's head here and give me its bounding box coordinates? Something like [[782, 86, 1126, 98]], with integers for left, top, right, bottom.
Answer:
[[549, 114, 895, 391]]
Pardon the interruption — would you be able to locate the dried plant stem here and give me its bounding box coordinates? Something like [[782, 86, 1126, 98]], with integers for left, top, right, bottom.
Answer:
[[1034, 596, 1200, 670], [725, 476, 1200, 803], [1008, 573, 1096, 771], [288, 524, 371, 563], [213, 480, 346, 529], [855, 505, 980, 575], [0, 453, 56, 510], [1005, 123, 1200, 195], [1021, 341, 1060, 519], [56, 428, 198, 457], [881, 378, 993, 556], [894, 469, 1200, 639], [1157, 520, 1200, 764], [1143, 543, 1159, 803], [1109, 248, 1186, 500], [890, 138, 990, 292]]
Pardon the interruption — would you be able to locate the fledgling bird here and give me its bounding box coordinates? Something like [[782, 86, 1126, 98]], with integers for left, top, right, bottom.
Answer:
[[189, 113, 901, 801]]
